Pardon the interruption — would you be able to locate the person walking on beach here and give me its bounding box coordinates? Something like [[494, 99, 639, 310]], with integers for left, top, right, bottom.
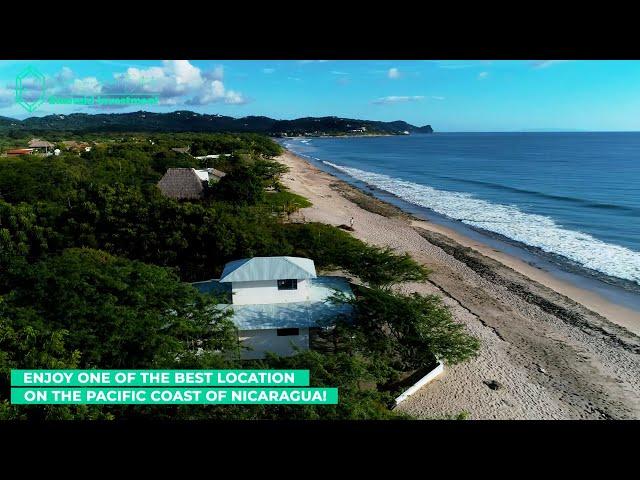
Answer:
[[349, 216, 355, 229]]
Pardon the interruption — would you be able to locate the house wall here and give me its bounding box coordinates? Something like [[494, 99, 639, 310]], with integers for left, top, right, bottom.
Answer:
[[231, 279, 310, 305], [238, 328, 310, 360]]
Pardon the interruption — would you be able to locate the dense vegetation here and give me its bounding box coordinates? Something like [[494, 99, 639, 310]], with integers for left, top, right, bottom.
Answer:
[[0, 111, 434, 137], [0, 132, 475, 420]]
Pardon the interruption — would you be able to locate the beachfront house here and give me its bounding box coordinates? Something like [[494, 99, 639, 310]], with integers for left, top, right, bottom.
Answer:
[[193, 256, 353, 360], [157, 167, 226, 200]]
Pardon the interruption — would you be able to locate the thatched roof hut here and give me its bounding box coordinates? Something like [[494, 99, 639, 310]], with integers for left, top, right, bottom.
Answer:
[[157, 168, 206, 200], [28, 138, 54, 149]]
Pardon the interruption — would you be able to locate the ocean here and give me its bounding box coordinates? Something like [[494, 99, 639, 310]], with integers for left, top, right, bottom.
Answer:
[[281, 133, 640, 308]]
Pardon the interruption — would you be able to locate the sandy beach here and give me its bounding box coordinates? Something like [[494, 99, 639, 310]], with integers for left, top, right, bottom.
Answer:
[[277, 149, 640, 420]]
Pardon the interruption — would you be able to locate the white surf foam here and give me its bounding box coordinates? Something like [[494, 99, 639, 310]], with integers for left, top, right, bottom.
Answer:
[[324, 161, 640, 285]]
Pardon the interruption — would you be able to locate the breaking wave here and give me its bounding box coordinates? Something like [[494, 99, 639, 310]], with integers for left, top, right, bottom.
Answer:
[[323, 161, 640, 285]]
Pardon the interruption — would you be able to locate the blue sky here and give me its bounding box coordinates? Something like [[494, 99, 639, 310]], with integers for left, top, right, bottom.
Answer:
[[1, 59, 640, 131]]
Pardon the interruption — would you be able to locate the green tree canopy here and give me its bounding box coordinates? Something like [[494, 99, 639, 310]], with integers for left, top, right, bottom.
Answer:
[[5, 248, 236, 368], [345, 286, 480, 370]]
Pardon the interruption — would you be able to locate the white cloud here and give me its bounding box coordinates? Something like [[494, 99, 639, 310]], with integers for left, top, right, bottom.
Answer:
[[204, 65, 224, 81], [112, 60, 204, 97], [0, 86, 13, 108], [9, 66, 105, 105], [163, 60, 204, 88], [531, 60, 570, 69], [187, 79, 247, 105], [262, 68, 276, 74], [70, 77, 102, 95], [431, 95, 445, 100], [223, 90, 246, 105], [372, 95, 424, 105], [478, 71, 489, 79], [388, 68, 400, 79], [55, 66, 74, 84], [331, 71, 349, 75], [7, 61, 249, 111], [111, 60, 246, 106]]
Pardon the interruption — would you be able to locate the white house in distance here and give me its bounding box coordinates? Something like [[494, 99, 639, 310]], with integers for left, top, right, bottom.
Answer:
[[193, 256, 353, 360]]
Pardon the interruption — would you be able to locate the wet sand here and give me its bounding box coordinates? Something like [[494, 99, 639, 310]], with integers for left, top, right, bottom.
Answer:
[[277, 149, 640, 420]]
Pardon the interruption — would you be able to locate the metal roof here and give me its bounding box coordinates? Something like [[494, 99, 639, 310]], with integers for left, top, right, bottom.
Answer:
[[196, 276, 353, 330], [5, 148, 34, 154], [194, 169, 210, 181], [208, 168, 227, 179], [219, 256, 317, 283]]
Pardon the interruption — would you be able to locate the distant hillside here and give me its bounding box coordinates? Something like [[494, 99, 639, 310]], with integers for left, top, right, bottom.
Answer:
[[0, 111, 433, 136]]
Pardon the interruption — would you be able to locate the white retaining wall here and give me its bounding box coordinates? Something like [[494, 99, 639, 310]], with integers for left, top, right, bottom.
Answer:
[[394, 362, 444, 406]]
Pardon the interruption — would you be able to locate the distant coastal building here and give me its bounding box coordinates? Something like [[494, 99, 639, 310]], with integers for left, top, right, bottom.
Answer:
[[158, 168, 207, 200], [61, 141, 92, 153], [194, 153, 232, 160], [193, 256, 354, 360], [4, 148, 35, 157], [196, 168, 226, 183], [28, 139, 54, 154], [171, 146, 191, 154], [157, 167, 226, 200]]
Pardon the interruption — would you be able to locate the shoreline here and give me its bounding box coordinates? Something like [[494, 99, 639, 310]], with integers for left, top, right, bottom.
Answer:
[[283, 148, 640, 334], [410, 218, 640, 335], [277, 148, 640, 419]]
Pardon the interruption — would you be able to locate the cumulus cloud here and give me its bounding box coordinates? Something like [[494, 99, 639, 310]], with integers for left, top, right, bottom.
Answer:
[[70, 77, 102, 95], [204, 65, 224, 81], [0, 86, 14, 108], [387, 68, 400, 79], [478, 71, 489, 79], [109, 60, 247, 105], [164, 59, 205, 87], [8, 61, 249, 111], [8, 66, 104, 107], [107, 60, 204, 98], [187, 79, 247, 105], [372, 95, 424, 105], [55, 66, 74, 84], [531, 60, 570, 69]]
